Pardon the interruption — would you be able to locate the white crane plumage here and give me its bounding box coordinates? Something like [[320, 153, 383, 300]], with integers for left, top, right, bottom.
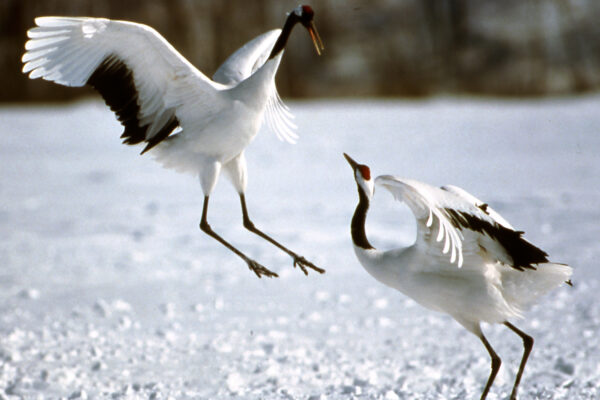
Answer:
[[22, 6, 325, 278], [344, 153, 572, 400]]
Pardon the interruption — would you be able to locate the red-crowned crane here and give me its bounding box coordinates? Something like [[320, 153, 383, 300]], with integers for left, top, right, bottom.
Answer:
[[344, 153, 572, 399], [22, 6, 325, 278]]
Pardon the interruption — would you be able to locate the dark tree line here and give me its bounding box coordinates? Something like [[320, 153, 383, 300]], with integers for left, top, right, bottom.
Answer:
[[3, 0, 600, 102]]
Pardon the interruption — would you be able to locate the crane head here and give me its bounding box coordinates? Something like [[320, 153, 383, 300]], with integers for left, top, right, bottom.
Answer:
[[344, 153, 374, 199], [293, 5, 324, 55]]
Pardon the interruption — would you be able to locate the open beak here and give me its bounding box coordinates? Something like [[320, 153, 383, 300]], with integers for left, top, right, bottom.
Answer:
[[307, 21, 324, 55], [343, 153, 358, 169]]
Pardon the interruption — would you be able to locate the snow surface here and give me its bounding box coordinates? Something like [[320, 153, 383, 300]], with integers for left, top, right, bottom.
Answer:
[[1, 97, 599, 399]]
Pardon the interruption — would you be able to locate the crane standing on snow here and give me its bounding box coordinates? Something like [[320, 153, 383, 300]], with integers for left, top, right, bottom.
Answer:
[[344, 153, 572, 400]]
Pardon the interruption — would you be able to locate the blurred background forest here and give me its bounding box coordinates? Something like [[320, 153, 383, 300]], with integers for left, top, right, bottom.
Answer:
[[2, 0, 600, 102]]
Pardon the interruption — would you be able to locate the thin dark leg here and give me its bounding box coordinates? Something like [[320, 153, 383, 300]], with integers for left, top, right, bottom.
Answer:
[[199, 196, 277, 278], [240, 194, 325, 275], [504, 321, 534, 400], [479, 333, 502, 400]]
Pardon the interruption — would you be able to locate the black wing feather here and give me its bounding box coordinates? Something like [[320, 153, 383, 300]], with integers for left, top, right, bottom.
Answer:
[[86, 54, 179, 153], [443, 208, 549, 271]]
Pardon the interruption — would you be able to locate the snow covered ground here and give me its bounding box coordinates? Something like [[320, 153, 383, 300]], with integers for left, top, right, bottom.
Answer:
[[1, 97, 599, 399]]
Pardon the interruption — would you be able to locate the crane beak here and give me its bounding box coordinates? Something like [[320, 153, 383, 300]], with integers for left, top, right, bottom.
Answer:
[[307, 21, 324, 55], [343, 153, 358, 169]]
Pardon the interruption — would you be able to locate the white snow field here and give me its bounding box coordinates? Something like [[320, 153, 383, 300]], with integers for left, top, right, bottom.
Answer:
[[1, 97, 599, 399]]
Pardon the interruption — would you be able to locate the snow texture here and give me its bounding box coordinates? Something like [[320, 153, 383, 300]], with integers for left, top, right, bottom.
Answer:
[[1, 97, 599, 399]]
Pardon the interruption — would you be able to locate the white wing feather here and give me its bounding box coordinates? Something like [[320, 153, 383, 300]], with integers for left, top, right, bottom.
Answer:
[[212, 29, 298, 143], [22, 17, 226, 142], [441, 184, 514, 230], [265, 87, 298, 143], [376, 176, 466, 267], [213, 29, 280, 85]]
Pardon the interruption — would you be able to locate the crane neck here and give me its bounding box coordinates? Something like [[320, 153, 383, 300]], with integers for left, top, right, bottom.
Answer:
[[351, 187, 375, 250], [269, 13, 300, 59]]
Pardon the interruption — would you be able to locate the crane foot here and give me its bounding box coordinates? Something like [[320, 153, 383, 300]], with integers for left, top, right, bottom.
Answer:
[[247, 259, 278, 278], [293, 255, 325, 275]]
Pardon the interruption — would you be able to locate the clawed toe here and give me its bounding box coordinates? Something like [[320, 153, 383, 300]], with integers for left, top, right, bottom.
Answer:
[[247, 259, 278, 278], [293, 256, 325, 275]]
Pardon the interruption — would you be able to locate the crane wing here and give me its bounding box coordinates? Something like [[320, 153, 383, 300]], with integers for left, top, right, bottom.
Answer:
[[22, 17, 226, 154], [213, 29, 280, 85], [440, 184, 514, 230], [375, 176, 549, 270], [213, 29, 298, 144]]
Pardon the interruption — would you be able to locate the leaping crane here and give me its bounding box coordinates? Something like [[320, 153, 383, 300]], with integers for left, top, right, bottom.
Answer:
[[22, 6, 325, 278]]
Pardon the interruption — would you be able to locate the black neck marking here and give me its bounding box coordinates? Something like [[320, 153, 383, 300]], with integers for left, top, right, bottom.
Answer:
[[87, 55, 179, 154], [443, 208, 549, 271], [351, 186, 374, 250], [269, 13, 301, 59]]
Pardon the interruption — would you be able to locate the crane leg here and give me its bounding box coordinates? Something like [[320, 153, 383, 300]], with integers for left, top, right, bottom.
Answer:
[[199, 196, 277, 278], [239, 194, 325, 275], [479, 332, 502, 400], [504, 322, 534, 400]]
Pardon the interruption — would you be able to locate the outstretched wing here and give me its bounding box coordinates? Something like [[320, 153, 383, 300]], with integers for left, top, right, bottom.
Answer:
[[213, 29, 297, 143], [23, 17, 226, 153], [375, 176, 549, 270]]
